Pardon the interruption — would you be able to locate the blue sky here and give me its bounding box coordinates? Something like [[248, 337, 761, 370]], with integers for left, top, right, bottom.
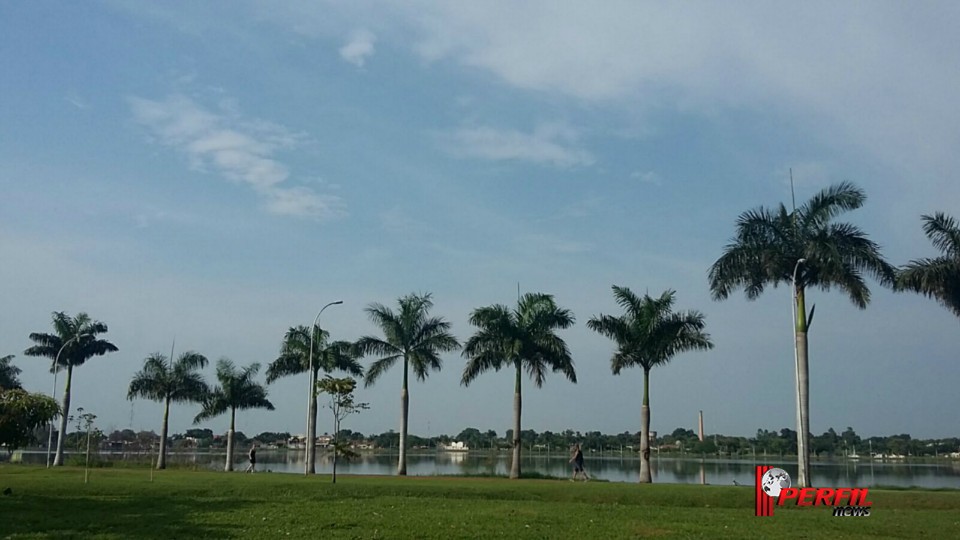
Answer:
[[2, 1, 958, 441]]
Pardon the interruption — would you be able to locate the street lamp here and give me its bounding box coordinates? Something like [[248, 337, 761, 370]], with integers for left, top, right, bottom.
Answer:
[[305, 300, 343, 475], [791, 258, 807, 485], [46, 332, 88, 468]]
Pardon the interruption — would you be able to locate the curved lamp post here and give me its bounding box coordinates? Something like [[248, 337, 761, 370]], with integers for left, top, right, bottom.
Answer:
[[791, 258, 807, 486], [46, 332, 88, 468], [305, 300, 343, 475]]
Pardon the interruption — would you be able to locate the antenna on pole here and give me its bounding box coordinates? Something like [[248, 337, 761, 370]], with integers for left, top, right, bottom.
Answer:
[[790, 167, 797, 214], [517, 282, 521, 302]]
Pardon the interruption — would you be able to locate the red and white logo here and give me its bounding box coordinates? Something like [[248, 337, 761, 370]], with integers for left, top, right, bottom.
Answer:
[[754, 465, 872, 517]]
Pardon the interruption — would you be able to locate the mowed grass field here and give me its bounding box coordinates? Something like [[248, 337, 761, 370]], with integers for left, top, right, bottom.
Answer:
[[1, 466, 958, 539]]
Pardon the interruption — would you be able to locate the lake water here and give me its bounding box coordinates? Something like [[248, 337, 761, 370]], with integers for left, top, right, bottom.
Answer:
[[14, 450, 960, 489]]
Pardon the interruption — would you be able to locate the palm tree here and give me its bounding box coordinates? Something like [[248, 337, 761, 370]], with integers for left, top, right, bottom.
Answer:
[[0, 355, 21, 390], [708, 182, 894, 487], [266, 325, 363, 474], [127, 351, 210, 469], [354, 293, 460, 475], [896, 212, 960, 318], [194, 359, 275, 471], [462, 292, 576, 479], [24, 311, 118, 466], [587, 287, 713, 483]]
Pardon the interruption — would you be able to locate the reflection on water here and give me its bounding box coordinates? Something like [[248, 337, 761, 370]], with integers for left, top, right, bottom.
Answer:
[[12, 450, 960, 488]]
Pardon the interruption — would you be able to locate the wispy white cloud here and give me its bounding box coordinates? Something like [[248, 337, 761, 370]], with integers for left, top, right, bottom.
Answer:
[[339, 29, 376, 67], [380, 206, 427, 235], [128, 94, 345, 219], [445, 123, 593, 168], [387, 3, 960, 198], [65, 92, 90, 110], [631, 170, 663, 186]]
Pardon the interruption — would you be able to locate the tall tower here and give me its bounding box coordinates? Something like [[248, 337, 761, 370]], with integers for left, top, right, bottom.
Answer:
[[698, 410, 704, 442]]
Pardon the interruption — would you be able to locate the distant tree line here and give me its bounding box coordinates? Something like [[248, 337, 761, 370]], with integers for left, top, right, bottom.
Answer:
[[125, 425, 956, 460]]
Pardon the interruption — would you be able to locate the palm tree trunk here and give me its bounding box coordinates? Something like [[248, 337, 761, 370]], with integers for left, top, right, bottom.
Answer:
[[639, 367, 652, 483], [398, 355, 409, 476], [511, 362, 521, 480], [225, 408, 235, 472], [53, 365, 73, 466], [795, 288, 811, 488], [306, 368, 318, 474], [157, 396, 170, 470]]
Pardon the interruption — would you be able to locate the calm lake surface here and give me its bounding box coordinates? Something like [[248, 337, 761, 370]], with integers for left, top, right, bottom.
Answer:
[[16, 450, 960, 489]]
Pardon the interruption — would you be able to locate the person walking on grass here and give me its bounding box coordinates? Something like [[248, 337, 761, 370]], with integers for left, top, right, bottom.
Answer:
[[245, 444, 257, 473], [569, 443, 588, 481]]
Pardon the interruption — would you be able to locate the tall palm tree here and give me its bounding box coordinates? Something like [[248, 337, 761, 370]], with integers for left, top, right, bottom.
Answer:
[[354, 293, 460, 475], [587, 287, 713, 483], [708, 182, 894, 487], [127, 351, 210, 469], [194, 359, 274, 471], [266, 325, 363, 474], [462, 292, 576, 479], [24, 311, 118, 466], [896, 212, 960, 318], [0, 355, 21, 390]]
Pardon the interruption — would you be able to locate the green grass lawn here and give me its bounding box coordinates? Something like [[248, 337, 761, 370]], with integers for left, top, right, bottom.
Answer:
[[1, 466, 958, 539]]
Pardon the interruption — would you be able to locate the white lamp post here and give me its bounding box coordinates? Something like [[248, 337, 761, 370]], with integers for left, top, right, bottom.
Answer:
[[46, 332, 88, 468], [305, 300, 343, 475]]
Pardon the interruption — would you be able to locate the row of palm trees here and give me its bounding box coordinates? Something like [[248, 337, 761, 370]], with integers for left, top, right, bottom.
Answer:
[[19, 182, 958, 484], [127, 354, 276, 471]]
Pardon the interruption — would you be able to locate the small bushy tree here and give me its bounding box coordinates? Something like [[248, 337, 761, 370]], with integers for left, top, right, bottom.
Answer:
[[0, 389, 59, 453], [317, 376, 368, 484]]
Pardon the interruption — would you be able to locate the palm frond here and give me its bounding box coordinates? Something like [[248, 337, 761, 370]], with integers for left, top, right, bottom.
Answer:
[[799, 181, 865, 229], [898, 256, 960, 317], [364, 355, 401, 387], [591, 286, 713, 377], [922, 212, 960, 257], [357, 292, 456, 387], [0, 355, 23, 390], [710, 182, 890, 306], [354, 336, 401, 358], [463, 294, 575, 387], [194, 389, 228, 424]]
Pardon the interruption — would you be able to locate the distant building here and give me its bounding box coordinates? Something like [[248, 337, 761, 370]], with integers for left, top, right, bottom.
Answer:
[[440, 441, 469, 452]]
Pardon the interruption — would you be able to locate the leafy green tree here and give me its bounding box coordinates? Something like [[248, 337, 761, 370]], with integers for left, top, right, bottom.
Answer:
[[841, 427, 861, 449], [456, 427, 483, 450], [127, 351, 210, 469], [253, 432, 291, 445], [588, 287, 713, 482], [0, 355, 21, 390], [194, 359, 274, 471], [24, 311, 118, 466], [316, 376, 368, 483], [897, 212, 960, 317], [266, 325, 362, 474], [708, 182, 894, 487], [355, 293, 460, 475], [462, 292, 576, 479], [185, 428, 213, 440], [0, 389, 59, 452]]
